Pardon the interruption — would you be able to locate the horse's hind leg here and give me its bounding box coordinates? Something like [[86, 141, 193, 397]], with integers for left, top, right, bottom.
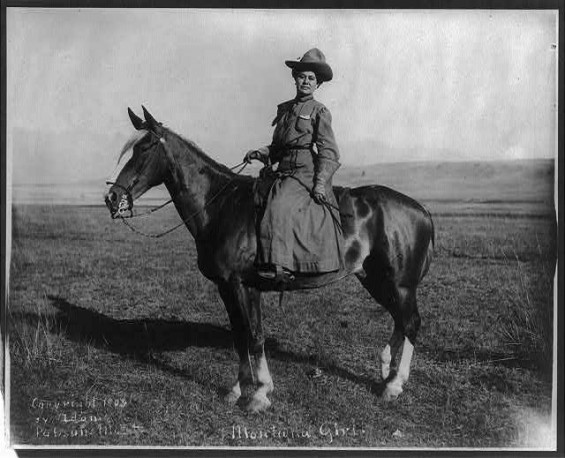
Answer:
[[380, 326, 404, 380], [382, 286, 420, 400], [358, 274, 420, 400]]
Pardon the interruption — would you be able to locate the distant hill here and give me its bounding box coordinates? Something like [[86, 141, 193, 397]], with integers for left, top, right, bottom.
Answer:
[[10, 159, 555, 207], [334, 159, 555, 203]]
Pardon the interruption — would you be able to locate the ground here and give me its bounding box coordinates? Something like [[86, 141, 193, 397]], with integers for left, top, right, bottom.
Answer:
[[7, 191, 556, 448]]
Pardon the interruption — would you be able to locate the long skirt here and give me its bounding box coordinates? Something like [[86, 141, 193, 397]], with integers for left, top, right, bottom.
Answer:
[[257, 149, 344, 273]]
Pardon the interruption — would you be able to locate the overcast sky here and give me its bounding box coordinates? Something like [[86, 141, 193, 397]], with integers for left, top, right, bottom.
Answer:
[[7, 8, 558, 184]]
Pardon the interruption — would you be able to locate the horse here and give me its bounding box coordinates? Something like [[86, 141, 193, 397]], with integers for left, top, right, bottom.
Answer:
[[104, 106, 435, 413]]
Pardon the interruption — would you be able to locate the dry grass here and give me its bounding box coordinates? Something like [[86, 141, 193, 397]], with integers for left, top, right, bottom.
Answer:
[[496, 260, 554, 376], [7, 202, 556, 448]]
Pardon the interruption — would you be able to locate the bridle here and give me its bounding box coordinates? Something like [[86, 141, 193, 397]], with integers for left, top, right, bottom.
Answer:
[[105, 180, 138, 219], [106, 131, 164, 219], [106, 132, 249, 238]]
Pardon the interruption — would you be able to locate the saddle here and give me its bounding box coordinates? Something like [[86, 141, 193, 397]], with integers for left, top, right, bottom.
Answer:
[[251, 268, 354, 292]]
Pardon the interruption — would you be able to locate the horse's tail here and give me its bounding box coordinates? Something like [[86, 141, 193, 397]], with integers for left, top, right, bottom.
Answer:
[[418, 208, 435, 282]]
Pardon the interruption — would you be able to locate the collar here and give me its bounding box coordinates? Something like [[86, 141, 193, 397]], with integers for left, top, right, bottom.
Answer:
[[294, 93, 314, 103]]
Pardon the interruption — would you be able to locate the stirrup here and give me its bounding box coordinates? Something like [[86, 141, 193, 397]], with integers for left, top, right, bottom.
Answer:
[[257, 265, 295, 283]]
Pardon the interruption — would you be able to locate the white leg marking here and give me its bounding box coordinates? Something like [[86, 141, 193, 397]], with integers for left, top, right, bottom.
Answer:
[[247, 354, 274, 414], [225, 353, 254, 404], [389, 331, 405, 370], [380, 344, 392, 379], [383, 337, 414, 401], [255, 353, 274, 394], [224, 381, 241, 404]]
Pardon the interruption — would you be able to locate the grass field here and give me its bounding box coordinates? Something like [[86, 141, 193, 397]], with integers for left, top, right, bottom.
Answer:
[[7, 170, 557, 448]]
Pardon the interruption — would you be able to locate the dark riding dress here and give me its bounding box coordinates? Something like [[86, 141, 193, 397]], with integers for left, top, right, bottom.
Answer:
[[257, 94, 345, 273]]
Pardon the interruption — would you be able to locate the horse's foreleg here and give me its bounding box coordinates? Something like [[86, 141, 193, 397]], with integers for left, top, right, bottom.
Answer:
[[246, 351, 273, 413], [218, 281, 254, 405], [246, 288, 274, 414]]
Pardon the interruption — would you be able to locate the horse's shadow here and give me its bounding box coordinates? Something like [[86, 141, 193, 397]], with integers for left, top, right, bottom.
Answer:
[[46, 295, 233, 354], [14, 295, 386, 397]]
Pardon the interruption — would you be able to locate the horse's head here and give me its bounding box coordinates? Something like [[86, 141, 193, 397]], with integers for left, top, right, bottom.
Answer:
[[105, 106, 169, 218]]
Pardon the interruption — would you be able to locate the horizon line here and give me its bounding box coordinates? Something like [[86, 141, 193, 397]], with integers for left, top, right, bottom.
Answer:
[[9, 156, 555, 187]]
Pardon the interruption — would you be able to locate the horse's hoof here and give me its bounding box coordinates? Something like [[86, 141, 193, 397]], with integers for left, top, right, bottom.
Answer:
[[382, 383, 403, 402], [224, 390, 241, 405], [246, 394, 271, 414]]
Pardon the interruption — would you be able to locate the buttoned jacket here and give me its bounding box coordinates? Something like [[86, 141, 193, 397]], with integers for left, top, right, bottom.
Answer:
[[266, 95, 340, 164]]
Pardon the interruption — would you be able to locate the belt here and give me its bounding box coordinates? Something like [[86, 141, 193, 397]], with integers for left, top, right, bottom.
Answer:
[[284, 145, 311, 151], [271, 146, 312, 170], [274, 145, 312, 156]]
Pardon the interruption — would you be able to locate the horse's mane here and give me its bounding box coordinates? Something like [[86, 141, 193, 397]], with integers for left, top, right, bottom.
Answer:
[[164, 126, 236, 178], [118, 127, 240, 180]]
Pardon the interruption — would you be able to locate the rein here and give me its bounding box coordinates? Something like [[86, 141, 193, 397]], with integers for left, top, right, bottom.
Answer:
[[108, 160, 249, 239]]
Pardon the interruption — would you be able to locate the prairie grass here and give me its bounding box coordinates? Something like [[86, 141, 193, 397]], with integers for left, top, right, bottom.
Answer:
[[9, 296, 61, 369], [496, 254, 554, 376], [7, 203, 556, 448]]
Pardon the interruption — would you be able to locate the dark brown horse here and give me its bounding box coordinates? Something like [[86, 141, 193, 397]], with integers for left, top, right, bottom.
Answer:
[[105, 106, 434, 413]]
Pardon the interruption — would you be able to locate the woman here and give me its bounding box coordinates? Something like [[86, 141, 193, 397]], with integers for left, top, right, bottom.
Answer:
[[245, 48, 344, 281]]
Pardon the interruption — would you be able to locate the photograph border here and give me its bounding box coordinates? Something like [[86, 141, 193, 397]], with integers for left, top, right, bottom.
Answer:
[[1, 1, 563, 456]]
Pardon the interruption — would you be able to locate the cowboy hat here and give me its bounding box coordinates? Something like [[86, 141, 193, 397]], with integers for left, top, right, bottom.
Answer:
[[285, 48, 333, 82]]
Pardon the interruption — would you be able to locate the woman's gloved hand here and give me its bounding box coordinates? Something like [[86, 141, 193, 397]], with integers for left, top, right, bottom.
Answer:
[[244, 149, 268, 164], [312, 181, 327, 204], [312, 157, 340, 205]]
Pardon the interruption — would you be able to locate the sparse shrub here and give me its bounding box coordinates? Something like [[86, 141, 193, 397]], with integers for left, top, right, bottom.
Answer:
[[498, 297, 553, 375], [9, 295, 63, 368], [497, 258, 554, 377]]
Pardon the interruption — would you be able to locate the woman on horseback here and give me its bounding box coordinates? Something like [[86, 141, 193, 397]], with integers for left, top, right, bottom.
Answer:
[[245, 48, 345, 281]]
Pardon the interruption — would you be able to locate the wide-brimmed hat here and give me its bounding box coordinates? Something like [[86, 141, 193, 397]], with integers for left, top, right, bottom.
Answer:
[[285, 48, 333, 82]]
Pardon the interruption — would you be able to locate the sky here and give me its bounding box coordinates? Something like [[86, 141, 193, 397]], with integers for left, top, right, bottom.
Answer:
[[6, 8, 558, 184]]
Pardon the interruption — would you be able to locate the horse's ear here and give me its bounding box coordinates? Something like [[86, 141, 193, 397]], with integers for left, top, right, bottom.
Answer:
[[142, 105, 160, 130], [128, 107, 145, 130]]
